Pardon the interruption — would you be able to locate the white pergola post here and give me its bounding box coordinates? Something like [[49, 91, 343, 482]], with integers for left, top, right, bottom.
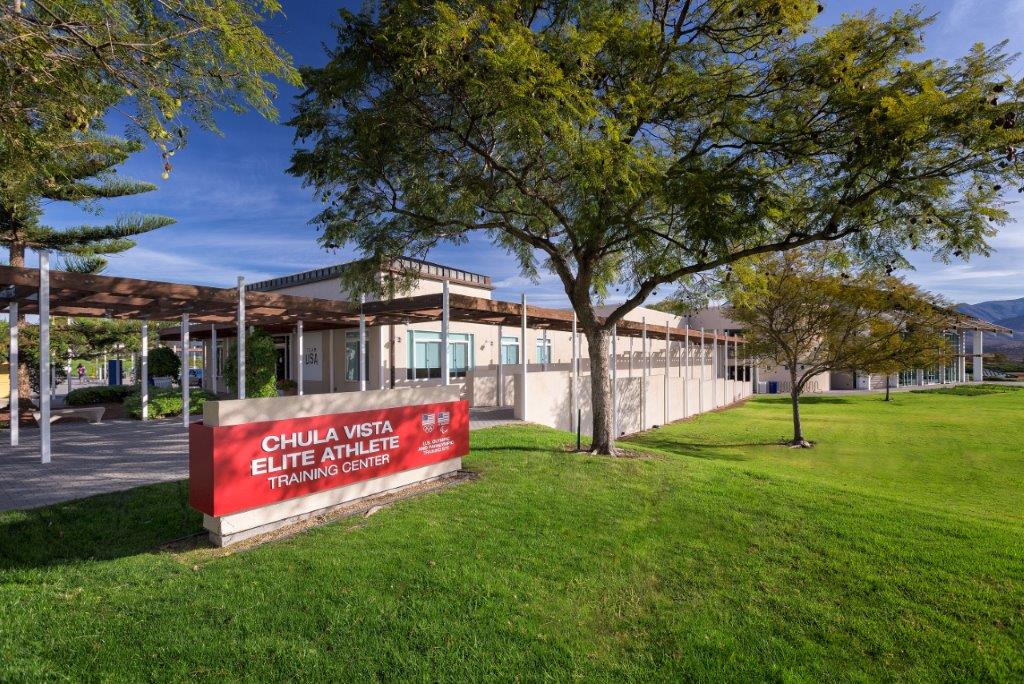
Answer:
[[973, 330, 984, 382], [711, 329, 719, 409], [181, 313, 190, 428], [236, 276, 246, 399], [9, 302, 18, 447], [39, 251, 51, 464], [960, 331, 967, 383], [441, 281, 450, 386], [571, 313, 578, 433], [542, 328, 549, 371], [328, 329, 335, 392], [358, 294, 367, 391], [663, 324, 670, 424], [496, 324, 504, 408], [628, 335, 634, 378], [520, 294, 527, 421], [611, 325, 618, 437], [699, 328, 706, 414], [733, 338, 739, 401], [140, 321, 149, 421], [683, 326, 689, 418], [210, 325, 217, 394], [296, 319, 304, 396], [641, 318, 647, 429]]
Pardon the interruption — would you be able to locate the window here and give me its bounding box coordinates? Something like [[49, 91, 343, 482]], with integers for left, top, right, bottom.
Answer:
[[408, 331, 474, 379], [345, 331, 369, 382], [535, 335, 552, 365], [500, 336, 519, 365]]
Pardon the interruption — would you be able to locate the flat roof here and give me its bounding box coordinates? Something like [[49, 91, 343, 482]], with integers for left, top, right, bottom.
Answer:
[[246, 257, 493, 293]]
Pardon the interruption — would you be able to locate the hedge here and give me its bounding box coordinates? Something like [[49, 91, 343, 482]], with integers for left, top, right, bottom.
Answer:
[[65, 384, 136, 406], [123, 387, 217, 419]]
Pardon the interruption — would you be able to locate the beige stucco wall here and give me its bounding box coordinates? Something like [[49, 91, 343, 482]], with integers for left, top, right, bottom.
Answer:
[[514, 368, 751, 437]]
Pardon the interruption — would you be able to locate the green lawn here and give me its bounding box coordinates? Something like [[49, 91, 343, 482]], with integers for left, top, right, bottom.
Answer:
[[1, 390, 1022, 681]]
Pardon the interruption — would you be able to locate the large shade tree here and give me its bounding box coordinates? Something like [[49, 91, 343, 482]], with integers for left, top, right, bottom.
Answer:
[[289, 0, 1023, 453]]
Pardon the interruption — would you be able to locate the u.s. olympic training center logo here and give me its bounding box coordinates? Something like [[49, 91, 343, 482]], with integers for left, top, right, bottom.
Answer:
[[421, 412, 436, 434]]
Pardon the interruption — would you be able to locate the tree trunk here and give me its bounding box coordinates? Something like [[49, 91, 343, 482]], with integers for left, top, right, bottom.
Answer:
[[9, 242, 35, 411], [789, 370, 810, 447], [885, 376, 891, 401], [583, 326, 615, 455]]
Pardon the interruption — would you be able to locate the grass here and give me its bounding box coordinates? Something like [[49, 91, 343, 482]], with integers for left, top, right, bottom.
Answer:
[[1, 390, 1022, 680]]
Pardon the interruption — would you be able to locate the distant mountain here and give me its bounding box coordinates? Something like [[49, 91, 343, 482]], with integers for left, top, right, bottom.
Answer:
[[955, 297, 1024, 359], [955, 297, 1024, 325]]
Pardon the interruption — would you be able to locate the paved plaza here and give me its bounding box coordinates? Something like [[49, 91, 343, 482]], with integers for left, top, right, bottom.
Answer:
[[0, 407, 518, 512]]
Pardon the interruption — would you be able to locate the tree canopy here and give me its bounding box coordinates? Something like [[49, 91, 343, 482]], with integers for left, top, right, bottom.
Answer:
[[289, 0, 1022, 453], [1, 0, 300, 186]]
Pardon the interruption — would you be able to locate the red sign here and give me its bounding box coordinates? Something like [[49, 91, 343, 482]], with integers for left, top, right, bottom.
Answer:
[[189, 400, 469, 516]]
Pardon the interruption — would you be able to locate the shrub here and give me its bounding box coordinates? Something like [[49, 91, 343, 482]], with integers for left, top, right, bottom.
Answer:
[[65, 384, 135, 406], [223, 329, 278, 398], [149, 346, 181, 379], [123, 387, 217, 419]]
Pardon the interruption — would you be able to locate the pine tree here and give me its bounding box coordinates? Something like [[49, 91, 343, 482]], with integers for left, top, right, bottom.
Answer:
[[1, 132, 174, 409], [2, 132, 175, 271]]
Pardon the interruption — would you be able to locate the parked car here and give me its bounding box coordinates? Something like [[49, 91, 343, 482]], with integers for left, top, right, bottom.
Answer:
[[188, 368, 203, 387]]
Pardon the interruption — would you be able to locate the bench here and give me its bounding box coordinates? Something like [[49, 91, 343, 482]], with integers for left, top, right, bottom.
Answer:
[[32, 406, 105, 425]]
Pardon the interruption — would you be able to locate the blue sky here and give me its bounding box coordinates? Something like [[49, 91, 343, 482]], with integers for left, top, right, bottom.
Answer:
[[36, 0, 1024, 307]]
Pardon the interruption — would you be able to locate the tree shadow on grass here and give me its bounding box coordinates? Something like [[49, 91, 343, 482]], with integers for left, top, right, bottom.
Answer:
[[0, 480, 203, 571], [631, 436, 786, 462], [755, 396, 853, 405]]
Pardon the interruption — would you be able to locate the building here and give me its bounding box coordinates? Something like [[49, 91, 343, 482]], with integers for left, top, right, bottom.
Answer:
[[164, 258, 753, 436], [686, 304, 1010, 393]]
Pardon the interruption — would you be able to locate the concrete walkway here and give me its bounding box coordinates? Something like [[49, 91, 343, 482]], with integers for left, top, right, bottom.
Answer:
[[0, 408, 520, 513]]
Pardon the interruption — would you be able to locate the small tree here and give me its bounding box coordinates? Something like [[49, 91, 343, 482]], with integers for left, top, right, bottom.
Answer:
[[858, 322, 953, 402], [223, 329, 278, 399], [729, 250, 952, 447], [149, 346, 181, 380]]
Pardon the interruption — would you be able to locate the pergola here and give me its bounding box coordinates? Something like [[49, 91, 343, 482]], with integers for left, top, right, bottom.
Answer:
[[1, 257, 746, 464]]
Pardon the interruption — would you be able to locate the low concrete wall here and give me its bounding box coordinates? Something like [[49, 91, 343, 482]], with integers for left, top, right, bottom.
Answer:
[[514, 369, 752, 437]]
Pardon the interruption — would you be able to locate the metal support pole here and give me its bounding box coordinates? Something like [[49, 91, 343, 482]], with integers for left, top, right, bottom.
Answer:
[[181, 313, 190, 428], [8, 302, 18, 447], [497, 324, 504, 408], [611, 325, 618, 437], [140, 321, 149, 421], [39, 252, 51, 463], [520, 294, 527, 421], [359, 294, 367, 391], [441, 281, 450, 386], [237, 276, 246, 399], [571, 313, 578, 433], [296, 319, 304, 396]]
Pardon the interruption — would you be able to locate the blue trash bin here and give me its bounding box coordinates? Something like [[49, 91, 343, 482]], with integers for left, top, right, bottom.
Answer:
[[767, 380, 779, 394], [107, 359, 123, 386]]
